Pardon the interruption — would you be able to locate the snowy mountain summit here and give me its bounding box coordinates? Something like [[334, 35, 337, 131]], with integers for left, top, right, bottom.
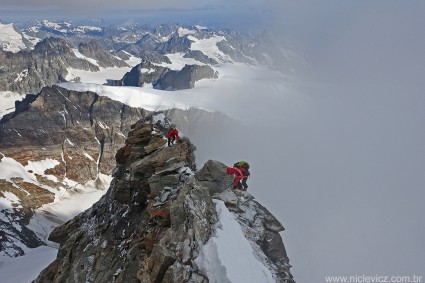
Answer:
[[34, 119, 295, 283]]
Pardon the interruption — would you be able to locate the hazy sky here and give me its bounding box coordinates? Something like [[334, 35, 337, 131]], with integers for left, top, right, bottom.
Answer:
[[2, 1, 425, 282], [187, 1, 425, 282], [0, 0, 276, 29]]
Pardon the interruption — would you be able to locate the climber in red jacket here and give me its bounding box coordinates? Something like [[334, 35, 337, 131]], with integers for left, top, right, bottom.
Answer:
[[167, 126, 181, 147], [226, 161, 250, 190]]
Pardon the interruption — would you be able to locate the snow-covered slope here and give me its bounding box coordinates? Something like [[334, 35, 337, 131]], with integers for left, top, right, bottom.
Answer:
[[196, 200, 275, 283], [0, 149, 112, 258], [60, 62, 290, 121], [0, 23, 27, 52]]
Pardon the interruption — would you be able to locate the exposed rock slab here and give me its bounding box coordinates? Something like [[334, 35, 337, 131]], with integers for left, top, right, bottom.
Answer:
[[153, 64, 218, 90]]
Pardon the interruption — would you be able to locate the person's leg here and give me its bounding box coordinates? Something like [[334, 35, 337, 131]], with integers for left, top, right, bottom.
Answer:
[[236, 181, 243, 190], [241, 178, 248, 190]]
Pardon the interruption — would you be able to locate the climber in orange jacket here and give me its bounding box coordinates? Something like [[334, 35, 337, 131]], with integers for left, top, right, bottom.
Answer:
[[226, 161, 250, 190], [167, 126, 181, 147]]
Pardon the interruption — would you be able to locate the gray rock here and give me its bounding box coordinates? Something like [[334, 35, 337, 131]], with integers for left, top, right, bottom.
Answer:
[[78, 40, 129, 68], [195, 160, 233, 194], [0, 37, 99, 94], [148, 174, 180, 194], [109, 60, 170, 87], [153, 64, 218, 91], [184, 50, 218, 65]]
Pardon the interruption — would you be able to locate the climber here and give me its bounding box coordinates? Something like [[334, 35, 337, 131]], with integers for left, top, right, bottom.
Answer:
[[167, 126, 181, 147], [226, 161, 250, 190]]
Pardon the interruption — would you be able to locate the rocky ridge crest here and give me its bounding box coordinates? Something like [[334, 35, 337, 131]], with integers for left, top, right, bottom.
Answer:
[[34, 119, 294, 283]]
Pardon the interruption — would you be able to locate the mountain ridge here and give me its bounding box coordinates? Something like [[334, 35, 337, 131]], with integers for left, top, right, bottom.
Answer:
[[34, 118, 295, 283]]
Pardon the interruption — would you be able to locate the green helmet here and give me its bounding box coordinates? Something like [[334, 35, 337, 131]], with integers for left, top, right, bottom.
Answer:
[[234, 161, 249, 168]]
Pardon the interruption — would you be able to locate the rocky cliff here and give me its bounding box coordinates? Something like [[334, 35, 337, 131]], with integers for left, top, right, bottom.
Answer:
[[0, 37, 100, 94], [0, 36, 131, 94], [78, 40, 129, 68], [153, 65, 218, 91], [0, 85, 234, 258], [110, 62, 217, 90], [110, 60, 170, 87], [34, 119, 294, 283]]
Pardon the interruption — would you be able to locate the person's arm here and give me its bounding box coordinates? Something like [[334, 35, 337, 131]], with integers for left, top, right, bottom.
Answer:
[[176, 130, 181, 141]]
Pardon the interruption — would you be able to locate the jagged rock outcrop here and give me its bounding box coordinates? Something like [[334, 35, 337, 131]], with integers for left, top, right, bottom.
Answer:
[[155, 34, 193, 54], [34, 119, 295, 283], [110, 60, 170, 87], [34, 121, 208, 283], [184, 50, 218, 65], [110, 62, 217, 90], [135, 33, 192, 54], [0, 37, 99, 93], [119, 47, 171, 64], [137, 50, 172, 64], [78, 40, 129, 68], [153, 64, 218, 91]]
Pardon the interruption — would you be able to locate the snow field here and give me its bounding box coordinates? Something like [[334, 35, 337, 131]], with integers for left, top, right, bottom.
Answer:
[[0, 246, 57, 283], [0, 91, 25, 119], [0, 23, 26, 53]]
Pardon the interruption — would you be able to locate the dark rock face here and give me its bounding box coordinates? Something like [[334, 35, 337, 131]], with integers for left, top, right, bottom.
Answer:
[[138, 50, 171, 64], [134, 33, 193, 54], [153, 64, 218, 90], [115, 48, 171, 65], [110, 60, 170, 87], [111, 62, 217, 90], [184, 50, 218, 65], [78, 40, 128, 68], [155, 34, 193, 54], [0, 85, 146, 182], [0, 37, 99, 94], [135, 34, 159, 51]]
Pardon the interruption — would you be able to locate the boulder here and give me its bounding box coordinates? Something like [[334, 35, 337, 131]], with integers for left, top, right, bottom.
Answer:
[[195, 160, 233, 194]]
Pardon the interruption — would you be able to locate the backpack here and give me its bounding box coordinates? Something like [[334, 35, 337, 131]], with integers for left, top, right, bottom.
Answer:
[[234, 161, 249, 170]]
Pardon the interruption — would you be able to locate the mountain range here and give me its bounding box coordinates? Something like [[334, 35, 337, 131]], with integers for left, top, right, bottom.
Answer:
[[0, 19, 297, 282]]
